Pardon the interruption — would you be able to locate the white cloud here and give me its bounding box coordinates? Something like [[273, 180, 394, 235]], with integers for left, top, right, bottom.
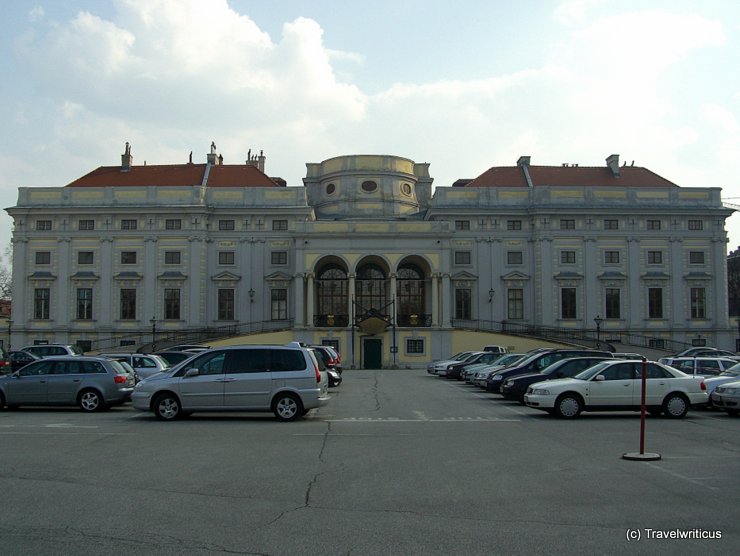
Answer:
[[28, 6, 45, 22]]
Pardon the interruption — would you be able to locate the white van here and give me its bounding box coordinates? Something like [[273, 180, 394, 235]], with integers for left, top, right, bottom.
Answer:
[[132, 344, 330, 421], [483, 345, 507, 354]]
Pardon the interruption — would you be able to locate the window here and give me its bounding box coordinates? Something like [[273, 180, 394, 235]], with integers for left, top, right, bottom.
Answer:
[[648, 338, 666, 349], [271, 289, 287, 320], [560, 251, 576, 264], [604, 251, 620, 264], [361, 181, 377, 193], [271, 251, 287, 265], [164, 251, 181, 265], [218, 289, 235, 320], [691, 337, 707, 347], [34, 288, 50, 319], [454, 251, 471, 265], [690, 288, 706, 319], [507, 288, 523, 320], [647, 219, 661, 230], [648, 288, 663, 319], [36, 220, 52, 231], [165, 219, 182, 230], [121, 219, 137, 230], [604, 219, 619, 230], [455, 288, 472, 320], [688, 220, 703, 231], [561, 288, 577, 319], [317, 265, 349, 322], [78, 219, 95, 231], [120, 289, 136, 320], [121, 251, 137, 264], [689, 251, 705, 265], [455, 220, 470, 231], [218, 251, 235, 265], [218, 219, 235, 231], [605, 288, 620, 319], [165, 288, 181, 320], [398, 264, 425, 322], [507, 220, 522, 231], [406, 338, 425, 354], [76, 288, 93, 320], [78, 251, 94, 265], [507, 251, 523, 265], [35, 251, 51, 265], [272, 219, 288, 231], [560, 219, 575, 230], [647, 251, 663, 264]]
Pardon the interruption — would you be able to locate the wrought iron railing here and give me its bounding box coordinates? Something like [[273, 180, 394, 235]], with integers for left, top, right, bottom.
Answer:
[[314, 314, 350, 327], [396, 313, 432, 327]]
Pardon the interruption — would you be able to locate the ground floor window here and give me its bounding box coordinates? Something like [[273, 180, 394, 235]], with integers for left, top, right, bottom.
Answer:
[[648, 288, 663, 319], [455, 288, 471, 320], [120, 289, 136, 320], [218, 289, 235, 320], [560, 287, 577, 319], [605, 288, 620, 319], [271, 289, 287, 320], [34, 288, 50, 320], [76, 288, 93, 320], [690, 287, 706, 319], [165, 288, 181, 320], [406, 338, 425, 354], [507, 288, 523, 319]]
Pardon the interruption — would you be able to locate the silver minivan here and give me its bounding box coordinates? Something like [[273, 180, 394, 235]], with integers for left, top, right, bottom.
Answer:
[[132, 344, 330, 421]]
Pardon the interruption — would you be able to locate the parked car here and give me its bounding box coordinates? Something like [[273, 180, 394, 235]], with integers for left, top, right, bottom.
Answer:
[[483, 345, 507, 354], [487, 349, 614, 393], [612, 352, 644, 360], [0, 356, 135, 411], [161, 344, 210, 353], [500, 356, 612, 402], [310, 345, 342, 372], [7, 350, 41, 373], [703, 367, 740, 404], [99, 353, 170, 381], [524, 359, 707, 419], [466, 353, 526, 385], [309, 346, 342, 387], [132, 344, 330, 421], [0, 348, 11, 374], [427, 351, 478, 375], [658, 357, 737, 377], [154, 351, 196, 367], [673, 347, 737, 358], [20, 344, 84, 358], [709, 380, 740, 416], [442, 351, 505, 380]]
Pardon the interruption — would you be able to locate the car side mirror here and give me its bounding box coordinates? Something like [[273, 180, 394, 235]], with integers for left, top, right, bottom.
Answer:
[[184, 368, 200, 377], [594, 375, 605, 381]]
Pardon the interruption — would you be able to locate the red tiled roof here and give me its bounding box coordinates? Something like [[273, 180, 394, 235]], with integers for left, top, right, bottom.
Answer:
[[466, 165, 678, 188], [66, 163, 278, 187]]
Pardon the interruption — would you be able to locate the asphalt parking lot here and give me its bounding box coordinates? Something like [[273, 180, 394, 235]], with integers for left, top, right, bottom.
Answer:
[[1, 369, 738, 555]]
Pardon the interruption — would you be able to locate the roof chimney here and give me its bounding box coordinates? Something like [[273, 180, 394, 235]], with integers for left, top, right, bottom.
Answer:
[[606, 154, 620, 177], [121, 142, 133, 171], [517, 155, 533, 188], [207, 141, 219, 165], [246, 149, 266, 172]]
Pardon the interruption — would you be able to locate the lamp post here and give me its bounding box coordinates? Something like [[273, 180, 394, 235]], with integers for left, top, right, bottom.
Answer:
[[7, 319, 12, 352], [488, 288, 495, 328], [150, 316, 157, 352], [593, 315, 603, 349]]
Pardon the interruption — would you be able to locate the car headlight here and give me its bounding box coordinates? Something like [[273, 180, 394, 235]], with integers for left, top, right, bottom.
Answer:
[[531, 388, 550, 395], [723, 387, 739, 395], [491, 375, 503, 381]]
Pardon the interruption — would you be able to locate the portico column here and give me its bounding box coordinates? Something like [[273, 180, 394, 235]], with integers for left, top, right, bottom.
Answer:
[[431, 273, 439, 327], [389, 272, 397, 320], [347, 273, 356, 326], [306, 272, 315, 328], [294, 273, 305, 328], [442, 273, 451, 327]]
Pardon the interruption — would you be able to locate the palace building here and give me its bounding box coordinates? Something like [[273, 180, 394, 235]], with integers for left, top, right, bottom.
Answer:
[[6, 144, 734, 367]]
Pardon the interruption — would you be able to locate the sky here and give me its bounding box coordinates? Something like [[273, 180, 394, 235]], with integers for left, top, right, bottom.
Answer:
[[1, 0, 739, 264]]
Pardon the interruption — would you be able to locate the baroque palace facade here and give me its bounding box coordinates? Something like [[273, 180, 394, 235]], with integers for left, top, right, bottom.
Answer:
[[6, 144, 735, 367]]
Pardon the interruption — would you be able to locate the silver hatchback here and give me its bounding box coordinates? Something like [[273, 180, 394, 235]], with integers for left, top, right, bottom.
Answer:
[[0, 356, 135, 411], [132, 344, 330, 421]]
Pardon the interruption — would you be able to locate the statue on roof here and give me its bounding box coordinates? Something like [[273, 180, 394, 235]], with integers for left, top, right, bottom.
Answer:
[[210, 141, 217, 154]]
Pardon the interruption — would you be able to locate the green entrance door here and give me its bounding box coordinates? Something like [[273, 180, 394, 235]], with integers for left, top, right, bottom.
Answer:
[[363, 338, 382, 369]]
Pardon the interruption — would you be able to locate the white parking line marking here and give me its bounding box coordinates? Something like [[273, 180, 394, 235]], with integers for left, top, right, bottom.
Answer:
[[644, 461, 721, 491], [324, 417, 520, 422]]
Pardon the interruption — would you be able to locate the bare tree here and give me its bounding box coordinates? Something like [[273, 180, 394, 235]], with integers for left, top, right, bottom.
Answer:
[[0, 243, 11, 300]]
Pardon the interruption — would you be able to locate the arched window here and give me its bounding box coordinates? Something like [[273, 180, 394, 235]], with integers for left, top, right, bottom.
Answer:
[[398, 264, 425, 324], [356, 264, 387, 312], [316, 266, 348, 326]]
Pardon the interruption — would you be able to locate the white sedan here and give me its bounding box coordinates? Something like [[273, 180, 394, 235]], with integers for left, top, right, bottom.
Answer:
[[524, 360, 708, 419]]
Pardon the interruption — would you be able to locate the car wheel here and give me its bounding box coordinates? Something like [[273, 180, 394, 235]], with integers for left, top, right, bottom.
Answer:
[[662, 393, 688, 419], [273, 393, 303, 422], [555, 393, 582, 419], [78, 389, 104, 412], [154, 393, 182, 420]]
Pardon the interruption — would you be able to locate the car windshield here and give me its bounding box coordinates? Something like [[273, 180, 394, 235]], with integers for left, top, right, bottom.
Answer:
[[573, 361, 613, 380], [494, 354, 526, 367], [69, 345, 84, 355]]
